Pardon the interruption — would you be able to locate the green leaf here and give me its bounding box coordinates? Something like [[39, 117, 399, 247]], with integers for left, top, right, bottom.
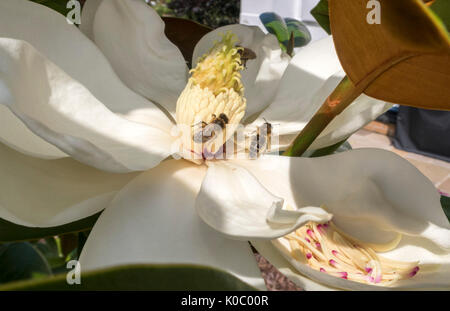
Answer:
[[0, 242, 52, 284], [0, 212, 101, 243], [28, 0, 72, 16], [0, 264, 258, 291], [430, 0, 450, 31], [441, 196, 450, 223], [259, 12, 290, 51], [310, 0, 331, 34], [284, 18, 312, 48]]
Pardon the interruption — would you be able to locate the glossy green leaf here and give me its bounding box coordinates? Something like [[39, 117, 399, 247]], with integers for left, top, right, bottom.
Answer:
[[259, 12, 290, 51], [0, 212, 101, 243], [0, 242, 51, 284], [430, 0, 450, 31], [0, 264, 258, 291], [284, 18, 312, 48], [310, 0, 331, 34]]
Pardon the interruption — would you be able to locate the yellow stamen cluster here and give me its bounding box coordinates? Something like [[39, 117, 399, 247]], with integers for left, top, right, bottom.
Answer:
[[175, 32, 247, 159], [190, 32, 244, 96], [284, 221, 420, 287]]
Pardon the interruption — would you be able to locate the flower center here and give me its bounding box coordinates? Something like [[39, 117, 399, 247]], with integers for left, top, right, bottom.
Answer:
[[190, 33, 244, 96], [175, 32, 247, 162], [284, 221, 420, 286]]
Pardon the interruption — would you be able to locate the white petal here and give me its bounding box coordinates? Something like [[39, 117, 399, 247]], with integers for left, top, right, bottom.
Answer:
[[195, 161, 332, 240], [238, 150, 450, 290], [79, 159, 266, 290], [0, 0, 173, 158], [0, 142, 138, 227], [250, 37, 391, 150], [79, 0, 103, 41], [0, 105, 65, 159], [86, 0, 188, 115], [0, 38, 175, 172], [193, 24, 290, 121]]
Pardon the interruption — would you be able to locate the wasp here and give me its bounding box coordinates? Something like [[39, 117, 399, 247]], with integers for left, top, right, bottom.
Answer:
[[193, 113, 229, 143], [237, 46, 256, 68], [249, 120, 272, 159]]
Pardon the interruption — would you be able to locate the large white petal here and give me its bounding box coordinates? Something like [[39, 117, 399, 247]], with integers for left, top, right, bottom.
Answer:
[[84, 0, 188, 115], [0, 142, 138, 227], [79, 0, 103, 41], [0, 38, 175, 172], [79, 159, 266, 290], [236, 149, 450, 290], [0, 105, 65, 160], [196, 161, 332, 240], [249, 37, 391, 150], [193, 24, 290, 121], [0, 0, 173, 158]]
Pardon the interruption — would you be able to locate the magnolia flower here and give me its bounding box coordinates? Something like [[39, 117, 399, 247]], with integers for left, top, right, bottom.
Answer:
[[0, 0, 449, 290]]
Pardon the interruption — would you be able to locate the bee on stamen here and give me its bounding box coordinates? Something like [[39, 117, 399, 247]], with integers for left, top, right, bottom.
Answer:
[[192, 113, 229, 143], [249, 119, 272, 159], [237, 46, 256, 68]]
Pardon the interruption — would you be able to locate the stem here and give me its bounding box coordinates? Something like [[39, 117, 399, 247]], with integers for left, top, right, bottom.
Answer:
[[282, 49, 415, 158], [283, 76, 363, 157], [308, 139, 348, 158], [287, 31, 295, 57]]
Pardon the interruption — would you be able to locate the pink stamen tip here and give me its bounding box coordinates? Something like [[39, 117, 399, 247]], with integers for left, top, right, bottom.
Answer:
[[339, 272, 348, 278], [329, 259, 337, 267], [409, 270, 418, 277], [307, 229, 315, 239], [408, 266, 420, 277], [320, 268, 326, 273], [317, 224, 324, 233], [365, 267, 373, 273], [315, 242, 321, 249], [306, 253, 312, 259], [341, 275, 348, 280], [305, 237, 311, 243], [332, 250, 338, 256], [324, 223, 330, 228]]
